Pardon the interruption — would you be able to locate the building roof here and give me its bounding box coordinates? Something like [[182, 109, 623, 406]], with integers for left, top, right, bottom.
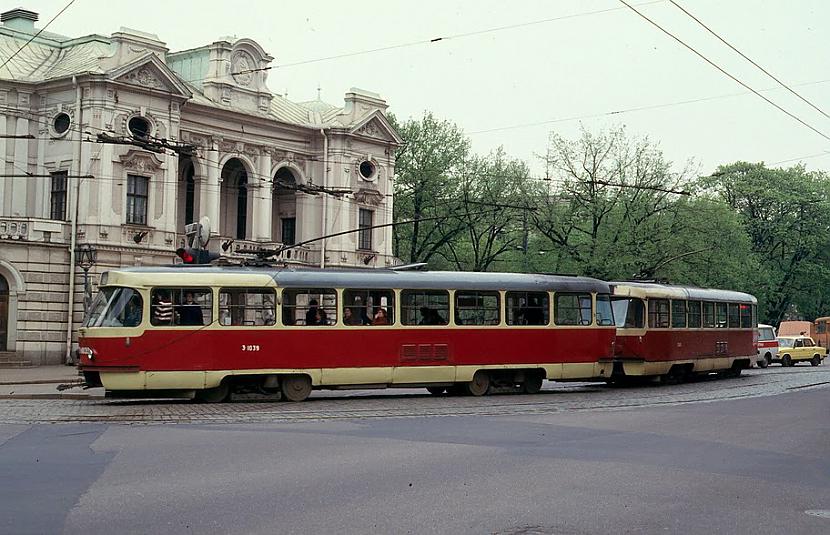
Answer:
[[0, 11, 392, 134]]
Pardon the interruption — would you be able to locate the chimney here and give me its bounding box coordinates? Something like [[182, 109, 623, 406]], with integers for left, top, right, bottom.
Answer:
[[1, 8, 38, 33]]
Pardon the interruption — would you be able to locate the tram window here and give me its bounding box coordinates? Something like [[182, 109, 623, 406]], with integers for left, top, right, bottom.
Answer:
[[739, 304, 752, 328], [343, 289, 395, 325], [506, 291, 549, 326], [455, 291, 500, 326], [555, 293, 592, 326], [401, 290, 449, 326], [282, 288, 337, 326], [817, 321, 827, 335], [150, 288, 212, 327], [703, 302, 715, 328], [671, 300, 687, 328], [648, 299, 670, 328], [84, 287, 143, 328], [595, 295, 614, 326], [716, 302, 728, 328], [219, 288, 276, 326], [727, 303, 740, 328], [688, 301, 702, 328], [611, 297, 644, 328]]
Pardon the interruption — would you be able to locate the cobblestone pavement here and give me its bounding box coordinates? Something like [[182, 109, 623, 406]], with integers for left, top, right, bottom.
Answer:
[[0, 366, 828, 425]]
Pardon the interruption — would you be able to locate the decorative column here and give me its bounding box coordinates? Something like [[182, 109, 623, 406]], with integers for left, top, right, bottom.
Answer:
[[202, 147, 220, 236], [254, 148, 272, 241]]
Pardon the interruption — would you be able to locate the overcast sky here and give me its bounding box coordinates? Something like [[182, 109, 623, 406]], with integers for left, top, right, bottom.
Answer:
[[8, 0, 830, 177]]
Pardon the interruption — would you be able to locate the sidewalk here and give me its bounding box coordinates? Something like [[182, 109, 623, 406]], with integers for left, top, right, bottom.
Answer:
[[0, 365, 104, 400]]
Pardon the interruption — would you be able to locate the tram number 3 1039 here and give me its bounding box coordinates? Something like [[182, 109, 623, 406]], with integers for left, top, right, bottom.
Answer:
[[241, 345, 261, 352]]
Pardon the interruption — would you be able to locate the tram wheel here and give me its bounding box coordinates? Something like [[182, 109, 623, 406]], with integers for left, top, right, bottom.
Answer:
[[196, 383, 230, 403], [782, 355, 792, 367], [811, 355, 821, 367], [522, 372, 544, 394], [426, 386, 446, 395], [466, 371, 491, 396], [281, 374, 312, 402]]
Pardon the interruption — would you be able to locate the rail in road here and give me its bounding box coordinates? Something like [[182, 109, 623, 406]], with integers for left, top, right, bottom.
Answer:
[[0, 367, 828, 425]]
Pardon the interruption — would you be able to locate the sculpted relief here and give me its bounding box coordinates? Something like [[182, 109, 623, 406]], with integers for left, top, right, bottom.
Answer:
[[231, 51, 255, 87], [119, 67, 167, 90]]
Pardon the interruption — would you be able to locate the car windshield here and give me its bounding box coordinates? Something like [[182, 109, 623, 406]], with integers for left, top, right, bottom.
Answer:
[[777, 338, 794, 348], [83, 287, 143, 328]]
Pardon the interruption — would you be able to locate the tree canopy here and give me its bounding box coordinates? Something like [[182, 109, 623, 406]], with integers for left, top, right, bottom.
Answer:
[[390, 114, 830, 323]]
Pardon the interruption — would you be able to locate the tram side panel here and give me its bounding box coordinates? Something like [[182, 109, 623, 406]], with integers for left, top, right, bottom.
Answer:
[[614, 328, 754, 377], [81, 325, 616, 390]]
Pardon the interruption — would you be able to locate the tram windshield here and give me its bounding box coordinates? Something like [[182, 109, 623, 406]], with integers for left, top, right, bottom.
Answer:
[[84, 287, 143, 328], [611, 297, 645, 328]]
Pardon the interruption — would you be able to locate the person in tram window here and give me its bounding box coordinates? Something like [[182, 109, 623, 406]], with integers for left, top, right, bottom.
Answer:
[[317, 307, 329, 326], [419, 306, 443, 326], [305, 299, 320, 326], [152, 291, 174, 325], [124, 295, 142, 327], [177, 291, 204, 326], [343, 307, 362, 325], [373, 307, 389, 325], [518, 297, 544, 325]]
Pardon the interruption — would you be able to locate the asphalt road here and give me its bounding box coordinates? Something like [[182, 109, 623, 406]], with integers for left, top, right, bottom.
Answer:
[[1, 368, 829, 534]]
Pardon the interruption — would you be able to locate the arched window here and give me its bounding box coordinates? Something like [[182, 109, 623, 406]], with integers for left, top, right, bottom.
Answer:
[[220, 159, 249, 239]]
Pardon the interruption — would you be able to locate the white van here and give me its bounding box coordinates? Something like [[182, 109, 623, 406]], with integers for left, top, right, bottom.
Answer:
[[756, 324, 779, 368]]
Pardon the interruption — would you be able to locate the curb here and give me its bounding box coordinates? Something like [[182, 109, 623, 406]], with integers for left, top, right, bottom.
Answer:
[[0, 392, 105, 400], [0, 379, 83, 386]]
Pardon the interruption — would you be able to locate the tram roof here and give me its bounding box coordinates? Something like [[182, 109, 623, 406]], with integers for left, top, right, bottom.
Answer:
[[610, 281, 757, 304], [103, 265, 611, 293]]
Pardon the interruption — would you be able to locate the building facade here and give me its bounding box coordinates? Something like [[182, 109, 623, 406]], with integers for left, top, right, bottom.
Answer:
[[0, 9, 402, 365]]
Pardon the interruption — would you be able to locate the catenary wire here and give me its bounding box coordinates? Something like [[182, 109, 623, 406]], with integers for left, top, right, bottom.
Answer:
[[0, 0, 79, 78], [667, 0, 830, 121], [618, 0, 830, 143], [183, 1, 666, 84]]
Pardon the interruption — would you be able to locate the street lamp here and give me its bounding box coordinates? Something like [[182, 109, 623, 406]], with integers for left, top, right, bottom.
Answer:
[[75, 243, 97, 314]]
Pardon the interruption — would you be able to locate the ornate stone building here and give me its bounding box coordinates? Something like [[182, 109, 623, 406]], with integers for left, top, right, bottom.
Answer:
[[0, 8, 402, 365]]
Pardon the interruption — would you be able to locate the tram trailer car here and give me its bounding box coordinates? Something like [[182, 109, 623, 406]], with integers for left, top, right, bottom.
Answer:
[[78, 266, 618, 402], [609, 282, 757, 381]]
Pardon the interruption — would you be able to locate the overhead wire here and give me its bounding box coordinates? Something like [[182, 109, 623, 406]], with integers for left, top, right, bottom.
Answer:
[[667, 0, 830, 121], [0, 0, 79, 78], [618, 0, 830, 143], [183, 0, 667, 85]]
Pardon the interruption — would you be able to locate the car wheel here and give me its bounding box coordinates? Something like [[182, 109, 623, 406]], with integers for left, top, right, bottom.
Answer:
[[758, 356, 769, 369], [765, 354, 772, 367], [782, 355, 792, 367], [811, 355, 821, 367]]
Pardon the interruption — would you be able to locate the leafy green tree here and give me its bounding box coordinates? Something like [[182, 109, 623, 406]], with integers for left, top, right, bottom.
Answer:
[[699, 162, 830, 323], [440, 149, 531, 271], [392, 112, 470, 265], [531, 127, 693, 279]]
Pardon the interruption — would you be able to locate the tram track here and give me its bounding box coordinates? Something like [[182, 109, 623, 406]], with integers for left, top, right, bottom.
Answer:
[[0, 367, 828, 424]]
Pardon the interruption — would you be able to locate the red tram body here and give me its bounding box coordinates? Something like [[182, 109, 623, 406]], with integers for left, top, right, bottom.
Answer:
[[77, 267, 758, 401], [610, 282, 756, 379], [78, 267, 617, 401]]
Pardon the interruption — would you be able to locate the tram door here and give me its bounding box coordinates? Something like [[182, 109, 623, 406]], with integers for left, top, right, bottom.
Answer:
[[0, 274, 8, 351]]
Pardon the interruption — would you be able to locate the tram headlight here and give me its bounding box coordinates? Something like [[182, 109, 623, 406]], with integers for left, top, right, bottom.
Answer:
[[78, 347, 96, 360]]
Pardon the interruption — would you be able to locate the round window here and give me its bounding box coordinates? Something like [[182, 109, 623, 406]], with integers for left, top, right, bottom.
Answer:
[[359, 160, 376, 180], [53, 112, 71, 135], [128, 116, 151, 139]]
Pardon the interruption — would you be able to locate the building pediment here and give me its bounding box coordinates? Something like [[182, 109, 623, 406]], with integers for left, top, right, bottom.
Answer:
[[348, 111, 403, 145], [109, 53, 192, 99]]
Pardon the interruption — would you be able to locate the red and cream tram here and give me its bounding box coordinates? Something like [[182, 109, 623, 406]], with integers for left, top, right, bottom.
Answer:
[[609, 282, 757, 380], [78, 266, 617, 402]]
